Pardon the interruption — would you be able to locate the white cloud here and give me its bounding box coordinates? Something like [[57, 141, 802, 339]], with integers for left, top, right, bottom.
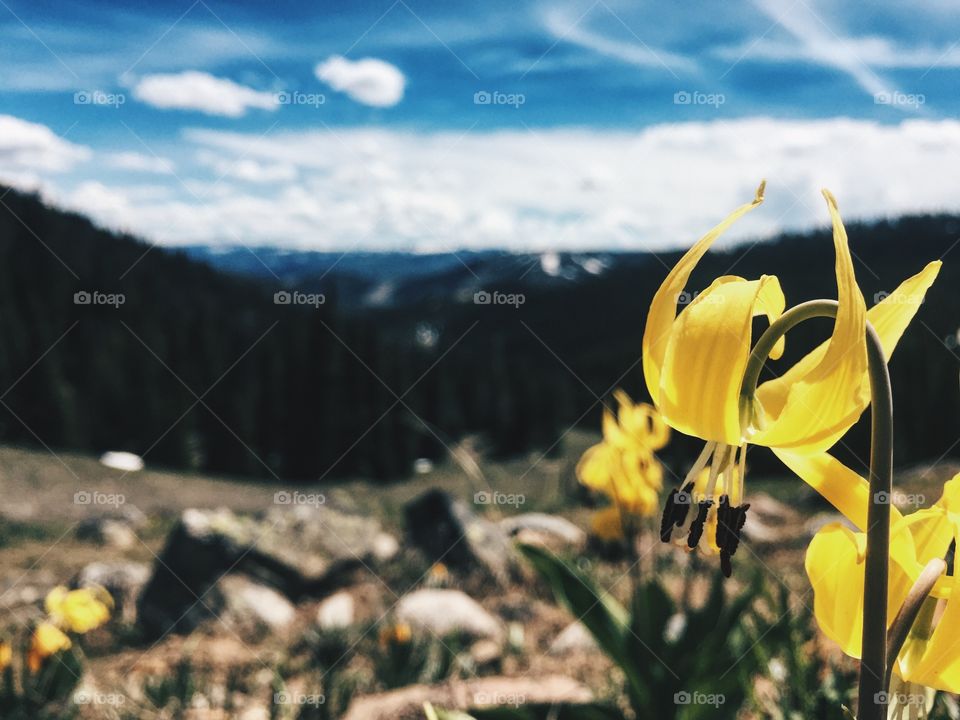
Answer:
[[19, 117, 960, 253], [0, 115, 90, 174], [314, 55, 405, 107], [106, 151, 175, 174], [132, 71, 278, 117]]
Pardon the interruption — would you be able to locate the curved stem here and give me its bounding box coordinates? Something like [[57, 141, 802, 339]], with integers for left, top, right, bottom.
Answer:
[[885, 558, 947, 689], [740, 300, 894, 720]]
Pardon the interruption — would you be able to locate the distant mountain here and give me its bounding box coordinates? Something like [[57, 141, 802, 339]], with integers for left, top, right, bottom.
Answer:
[[181, 246, 628, 310], [2, 184, 960, 483]]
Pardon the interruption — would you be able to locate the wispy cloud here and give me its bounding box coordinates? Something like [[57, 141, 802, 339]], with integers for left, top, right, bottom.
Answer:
[[314, 56, 406, 108], [132, 71, 278, 117]]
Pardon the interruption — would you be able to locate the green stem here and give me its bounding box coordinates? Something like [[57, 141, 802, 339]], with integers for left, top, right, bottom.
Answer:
[[740, 300, 894, 720], [885, 558, 946, 689]]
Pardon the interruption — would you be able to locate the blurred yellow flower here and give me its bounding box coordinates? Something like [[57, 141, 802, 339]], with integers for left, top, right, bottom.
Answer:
[[577, 390, 669, 523], [806, 475, 960, 694], [0, 640, 11, 671], [378, 622, 412, 649], [648, 183, 940, 575], [589, 506, 625, 542], [27, 623, 71, 673], [45, 585, 112, 634]]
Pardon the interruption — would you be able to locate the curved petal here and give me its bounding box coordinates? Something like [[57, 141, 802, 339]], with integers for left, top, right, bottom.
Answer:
[[773, 449, 905, 531], [643, 183, 766, 407], [658, 274, 785, 444], [806, 522, 916, 660], [751, 191, 868, 453], [755, 260, 941, 453]]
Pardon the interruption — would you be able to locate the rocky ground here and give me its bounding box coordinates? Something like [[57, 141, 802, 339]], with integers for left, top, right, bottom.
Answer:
[[0, 437, 957, 719]]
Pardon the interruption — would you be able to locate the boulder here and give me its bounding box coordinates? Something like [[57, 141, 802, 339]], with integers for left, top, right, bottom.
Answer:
[[137, 506, 397, 638], [216, 575, 296, 639], [404, 489, 515, 583], [316, 590, 355, 630], [395, 588, 503, 644], [75, 517, 137, 549], [74, 561, 150, 625], [548, 621, 599, 656], [500, 512, 586, 552], [342, 675, 594, 720]]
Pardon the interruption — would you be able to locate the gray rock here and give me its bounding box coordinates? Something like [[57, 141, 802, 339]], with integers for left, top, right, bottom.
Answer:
[[342, 675, 593, 720], [395, 588, 503, 643], [548, 621, 598, 655], [501, 512, 586, 551], [316, 591, 355, 630], [74, 561, 150, 625], [404, 489, 515, 584], [216, 575, 296, 639], [137, 506, 396, 638], [75, 517, 137, 549]]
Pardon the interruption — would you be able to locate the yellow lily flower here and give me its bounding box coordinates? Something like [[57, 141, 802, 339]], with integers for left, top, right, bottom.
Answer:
[[806, 475, 960, 698], [0, 640, 11, 671], [27, 622, 71, 673], [577, 391, 669, 525], [648, 182, 940, 574], [45, 585, 112, 634]]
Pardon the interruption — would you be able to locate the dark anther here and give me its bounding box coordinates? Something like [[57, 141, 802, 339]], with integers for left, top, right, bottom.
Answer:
[[714, 495, 733, 551], [687, 499, 713, 548], [659, 481, 695, 543], [720, 551, 733, 578], [947, 539, 956, 577]]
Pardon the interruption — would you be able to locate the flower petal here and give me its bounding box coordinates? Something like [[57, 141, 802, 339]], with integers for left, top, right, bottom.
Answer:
[[643, 183, 765, 408], [755, 260, 940, 454], [659, 274, 784, 444], [751, 190, 868, 453]]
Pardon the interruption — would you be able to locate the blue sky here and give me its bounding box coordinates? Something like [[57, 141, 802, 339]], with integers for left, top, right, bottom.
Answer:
[[2, 0, 960, 250]]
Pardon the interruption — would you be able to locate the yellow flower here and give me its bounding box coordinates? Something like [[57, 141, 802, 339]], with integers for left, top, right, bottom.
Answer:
[[27, 622, 71, 673], [0, 640, 11, 671], [45, 585, 112, 634], [806, 475, 960, 693], [589, 506, 626, 542], [577, 391, 669, 517], [648, 183, 940, 574], [378, 622, 412, 649]]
